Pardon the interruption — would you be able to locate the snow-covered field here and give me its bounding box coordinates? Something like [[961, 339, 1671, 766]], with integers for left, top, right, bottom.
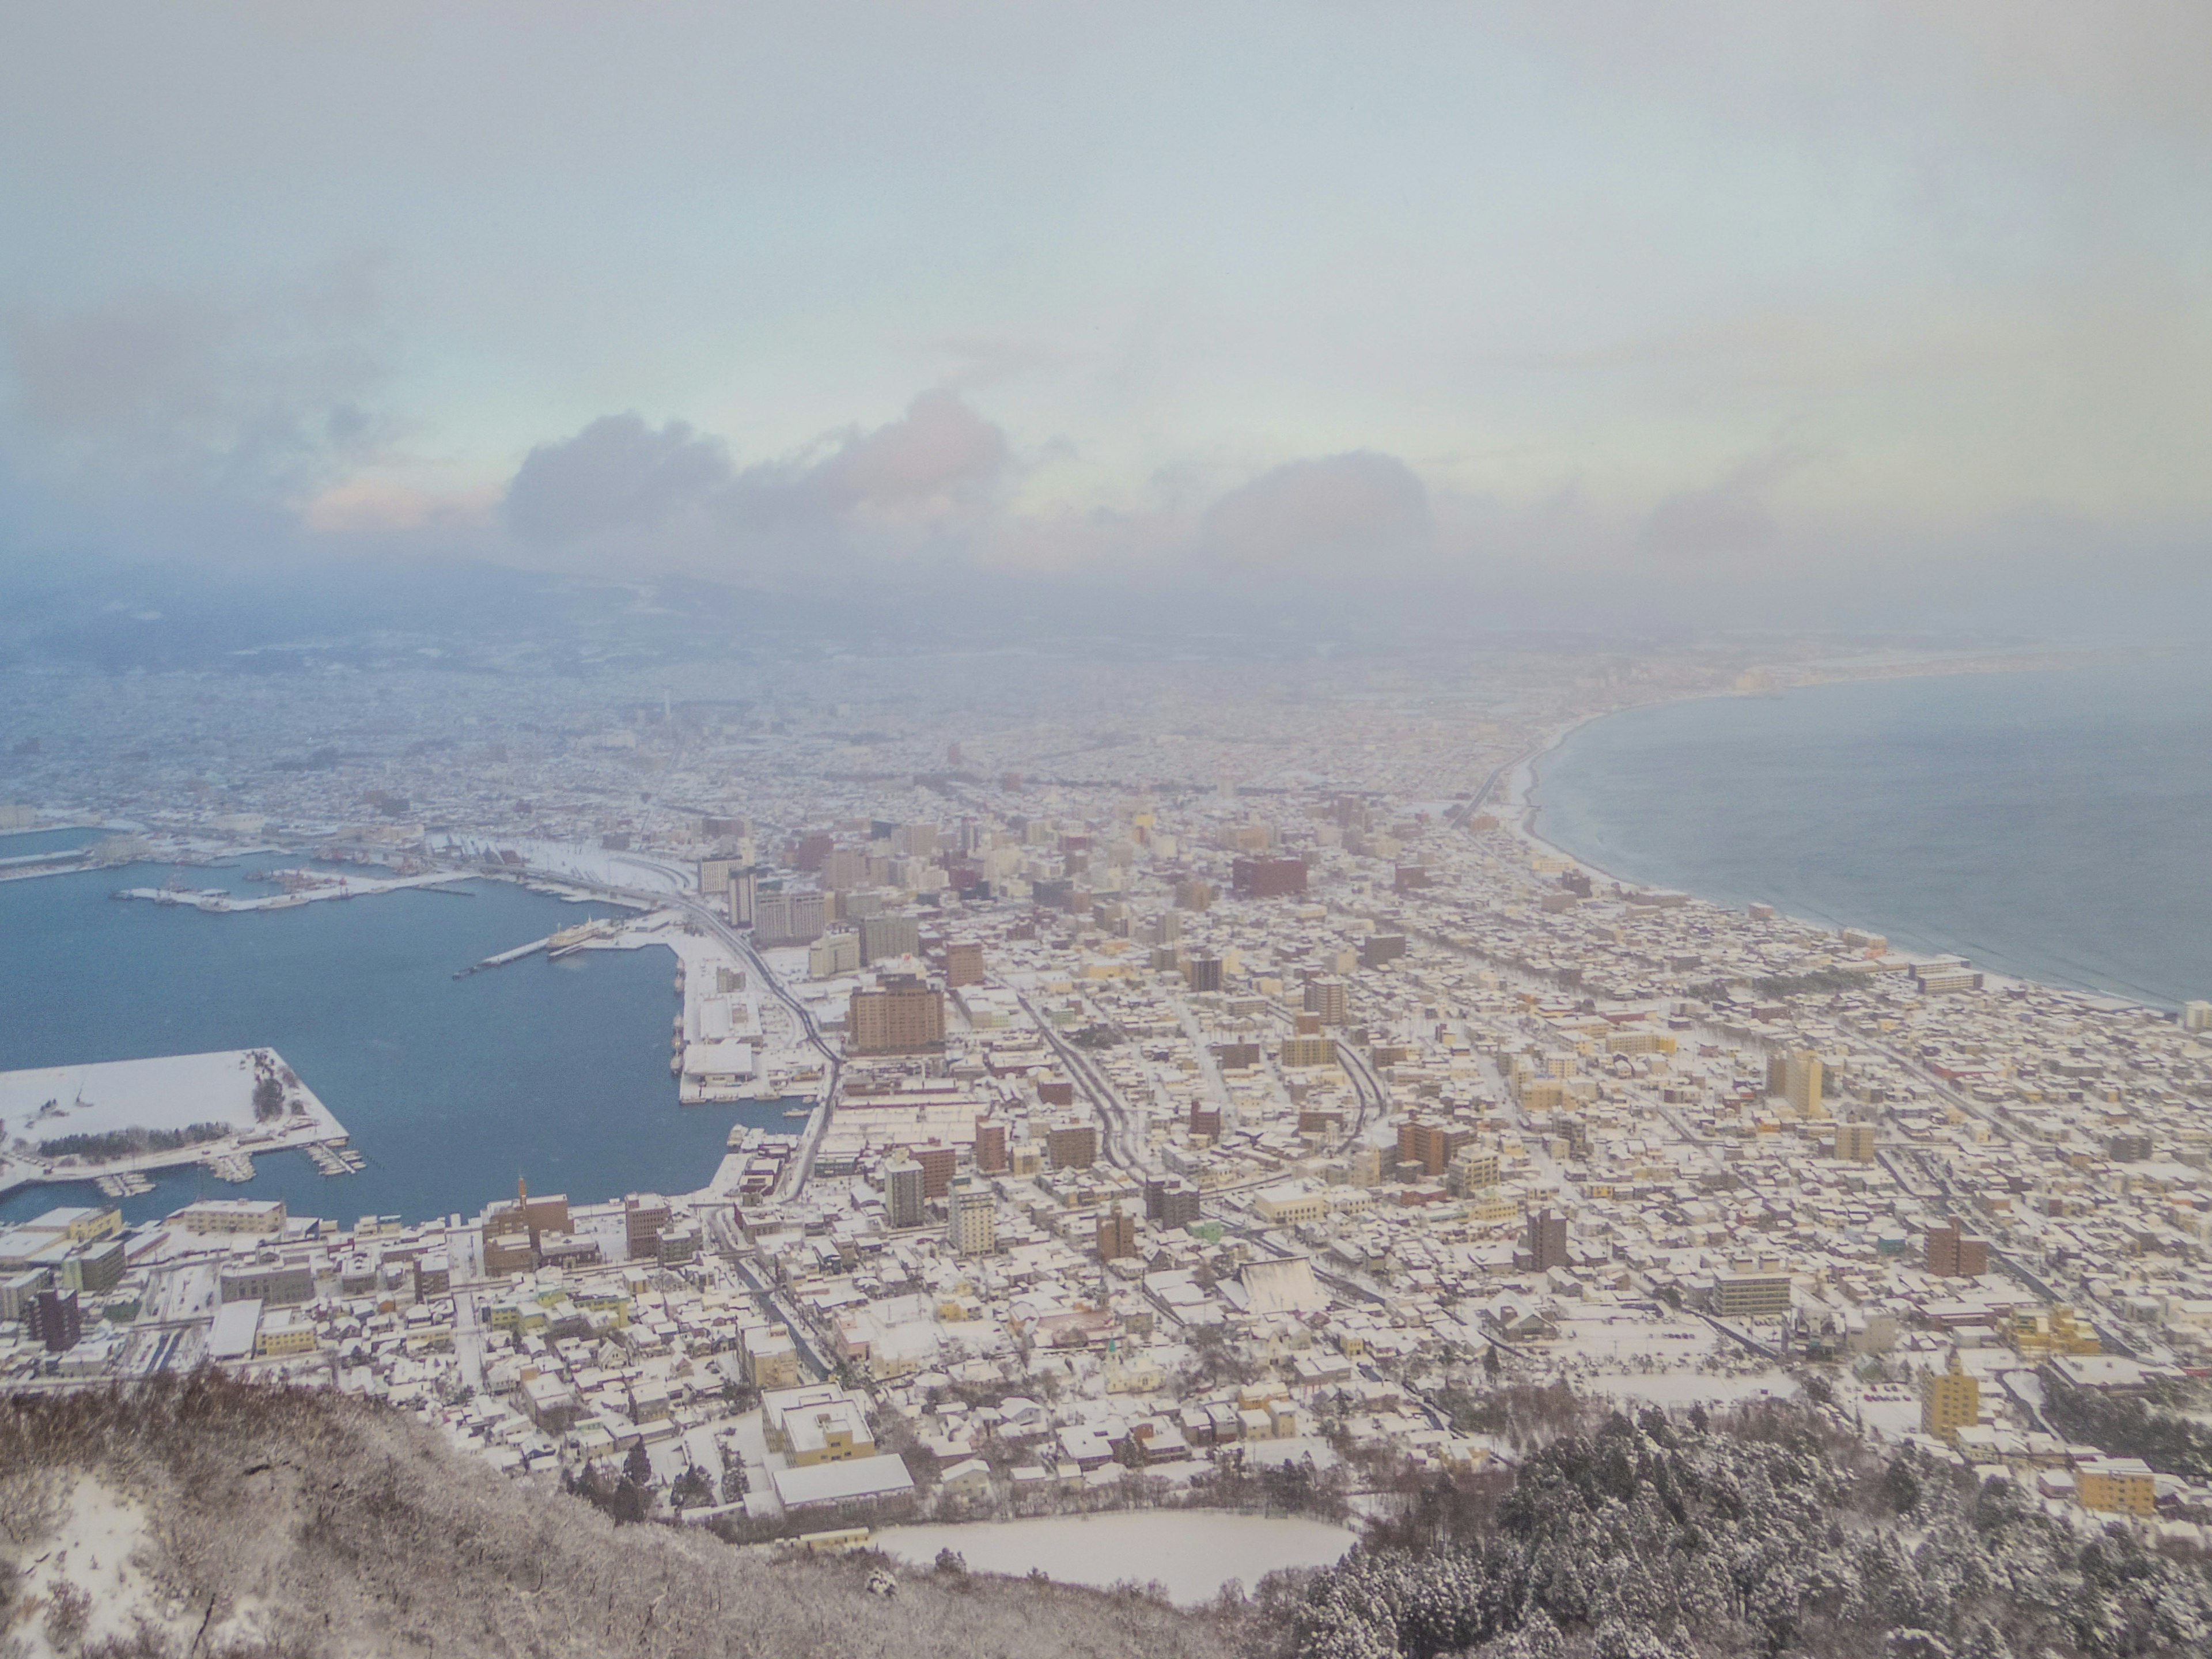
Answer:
[[870, 1510, 1357, 1604], [0, 1049, 347, 1194], [1578, 1368, 1800, 1408]]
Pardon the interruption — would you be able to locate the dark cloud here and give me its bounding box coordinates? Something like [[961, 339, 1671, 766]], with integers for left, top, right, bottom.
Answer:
[[1201, 451, 1431, 572], [505, 415, 732, 544]]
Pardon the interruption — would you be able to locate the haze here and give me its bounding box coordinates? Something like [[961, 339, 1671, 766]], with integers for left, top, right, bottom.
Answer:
[[3, 1, 2209, 637]]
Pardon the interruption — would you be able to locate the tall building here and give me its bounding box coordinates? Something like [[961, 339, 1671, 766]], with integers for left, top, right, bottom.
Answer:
[[1525, 1207, 1570, 1271], [974, 1119, 1008, 1175], [1926, 1221, 1989, 1278], [1097, 1204, 1138, 1262], [2185, 1001, 2212, 1033], [730, 866, 759, 928], [1281, 1035, 1337, 1067], [1446, 1143, 1501, 1196], [1399, 1119, 1473, 1177], [915, 1145, 957, 1200], [1774, 1049, 1825, 1118], [944, 940, 986, 987], [859, 912, 921, 964], [1184, 955, 1224, 993], [949, 1178, 996, 1256], [1834, 1121, 1878, 1162], [27, 1286, 81, 1353], [1304, 977, 1349, 1025], [1922, 1354, 1979, 1441], [1047, 1122, 1099, 1170], [885, 1160, 926, 1230], [847, 975, 946, 1055], [624, 1194, 671, 1260], [1145, 1178, 1201, 1229], [755, 889, 827, 946]]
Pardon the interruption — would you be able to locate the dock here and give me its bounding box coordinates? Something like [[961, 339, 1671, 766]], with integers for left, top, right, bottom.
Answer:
[[456, 935, 554, 978]]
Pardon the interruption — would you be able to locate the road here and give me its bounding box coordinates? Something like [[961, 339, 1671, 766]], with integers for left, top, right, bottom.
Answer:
[[1015, 991, 1144, 1171]]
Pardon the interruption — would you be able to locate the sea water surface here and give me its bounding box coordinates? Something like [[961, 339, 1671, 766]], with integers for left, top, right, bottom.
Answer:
[[0, 861, 790, 1225], [1535, 654, 2212, 1009]]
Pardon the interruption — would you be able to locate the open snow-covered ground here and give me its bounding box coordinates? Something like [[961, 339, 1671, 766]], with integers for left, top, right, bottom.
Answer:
[[1578, 1368, 1799, 1408], [871, 1510, 1357, 1605], [0, 1049, 342, 1145]]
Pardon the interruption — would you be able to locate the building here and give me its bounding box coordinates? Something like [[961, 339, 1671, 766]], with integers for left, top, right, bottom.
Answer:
[[219, 1259, 315, 1306], [1922, 1355, 1980, 1441], [2078, 1459, 2157, 1517], [1188, 1104, 1222, 1141], [1399, 1119, 1474, 1177], [26, 1286, 81, 1353], [847, 976, 946, 1055], [2185, 1001, 2212, 1033], [1281, 1036, 1337, 1068], [949, 1179, 996, 1256], [974, 1119, 1008, 1175], [624, 1194, 671, 1260], [1184, 955, 1224, 993], [885, 1160, 926, 1230], [1446, 1143, 1502, 1196], [2105, 1131, 2153, 1162], [1926, 1221, 1989, 1278], [755, 888, 828, 946], [1048, 1122, 1099, 1170], [915, 1145, 957, 1200], [1145, 1178, 1200, 1230], [1525, 1208, 1570, 1272], [1771, 1049, 1825, 1118], [1359, 933, 1407, 969], [1712, 1268, 1793, 1319], [1834, 1121, 1878, 1162], [1304, 978, 1349, 1025], [944, 940, 986, 988], [859, 912, 920, 965], [809, 931, 861, 977], [1232, 857, 1308, 898], [1097, 1205, 1138, 1262], [176, 1199, 288, 1236]]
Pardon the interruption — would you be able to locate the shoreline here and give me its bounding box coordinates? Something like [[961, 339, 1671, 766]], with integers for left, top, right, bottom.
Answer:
[[1507, 660, 2183, 1012]]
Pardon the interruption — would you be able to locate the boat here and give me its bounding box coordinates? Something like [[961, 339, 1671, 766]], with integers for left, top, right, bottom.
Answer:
[[783, 1107, 811, 1120]]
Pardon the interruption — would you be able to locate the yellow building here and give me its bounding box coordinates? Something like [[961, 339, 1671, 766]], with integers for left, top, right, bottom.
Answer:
[[1253, 1187, 1331, 1226], [1922, 1354, 1980, 1441], [1834, 1122, 1878, 1162], [2012, 1305, 2101, 1358], [1779, 1050, 1825, 1119], [2077, 1460, 2157, 1517]]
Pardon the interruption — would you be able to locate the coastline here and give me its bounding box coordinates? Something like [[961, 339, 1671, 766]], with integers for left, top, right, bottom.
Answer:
[[1505, 658, 2183, 1011]]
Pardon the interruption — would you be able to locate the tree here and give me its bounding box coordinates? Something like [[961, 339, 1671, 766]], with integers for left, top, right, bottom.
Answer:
[[624, 1442, 653, 1488]]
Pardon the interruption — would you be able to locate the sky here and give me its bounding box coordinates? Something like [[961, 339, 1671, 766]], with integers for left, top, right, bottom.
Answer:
[[2, 1, 2209, 633]]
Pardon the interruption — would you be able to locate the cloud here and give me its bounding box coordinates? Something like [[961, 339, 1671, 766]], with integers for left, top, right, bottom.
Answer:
[[781, 388, 1010, 524], [1200, 451, 1431, 572], [1641, 449, 1814, 561], [505, 414, 732, 544], [499, 391, 1014, 579], [1, 266, 392, 504]]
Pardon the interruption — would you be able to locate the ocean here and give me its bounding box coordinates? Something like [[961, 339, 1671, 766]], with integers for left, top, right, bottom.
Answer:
[[1533, 653, 2212, 1010], [0, 857, 793, 1225]]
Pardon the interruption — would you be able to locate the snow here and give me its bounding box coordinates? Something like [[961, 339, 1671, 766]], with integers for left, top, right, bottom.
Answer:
[[871, 1510, 1357, 1604], [0, 1049, 344, 1150], [1578, 1368, 1800, 1408], [8, 1478, 188, 1657]]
